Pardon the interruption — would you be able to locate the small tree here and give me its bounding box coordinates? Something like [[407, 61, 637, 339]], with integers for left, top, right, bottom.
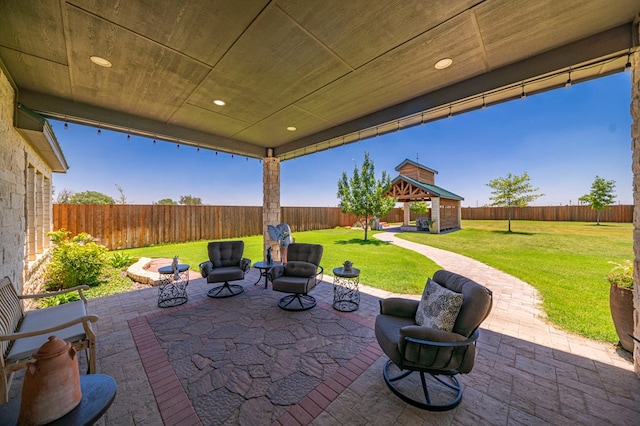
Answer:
[[55, 188, 75, 203], [69, 190, 115, 204], [337, 152, 396, 240], [487, 172, 544, 232], [579, 176, 616, 225], [179, 195, 203, 205], [115, 184, 127, 204], [156, 198, 178, 205]]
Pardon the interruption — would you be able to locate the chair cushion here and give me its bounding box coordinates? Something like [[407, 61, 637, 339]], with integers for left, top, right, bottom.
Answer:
[[415, 278, 463, 332], [207, 266, 245, 283], [284, 261, 316, 278], [272, 275, 316, 294], [208, 241, 244, 268], [7, 301, 88, 363]]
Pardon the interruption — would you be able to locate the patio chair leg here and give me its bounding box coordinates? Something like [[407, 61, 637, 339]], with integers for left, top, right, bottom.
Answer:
[[207, 282, 244, 298], [278, 294, 316, 311]]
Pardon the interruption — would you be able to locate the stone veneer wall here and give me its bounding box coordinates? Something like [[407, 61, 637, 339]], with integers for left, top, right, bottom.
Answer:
[[0, 68, 53, 294], [262, 157, 281, 260], [632, 48, 640, 376]]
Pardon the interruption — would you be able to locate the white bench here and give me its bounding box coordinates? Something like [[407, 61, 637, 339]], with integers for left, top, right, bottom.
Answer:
[[0, 276, 98, 403]]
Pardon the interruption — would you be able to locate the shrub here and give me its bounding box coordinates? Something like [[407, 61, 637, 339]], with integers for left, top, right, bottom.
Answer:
[[38, 292, 80, 308], [607, 260, 634, 289], [45, 229, 108, 290], [108, 252, 137, 269]]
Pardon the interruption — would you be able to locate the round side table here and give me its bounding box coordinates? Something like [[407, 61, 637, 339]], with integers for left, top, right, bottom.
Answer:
[[332, 267, 360, 312], [252, 261, 281, 288], [157, 264, 189, 307]]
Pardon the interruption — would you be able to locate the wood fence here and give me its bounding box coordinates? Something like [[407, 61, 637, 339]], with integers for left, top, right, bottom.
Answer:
[[52, 204, 633, 250], [461, 205, 633, 222]]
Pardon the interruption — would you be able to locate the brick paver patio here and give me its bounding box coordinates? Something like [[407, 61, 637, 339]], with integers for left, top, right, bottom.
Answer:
[[7, 231, 640, 425]]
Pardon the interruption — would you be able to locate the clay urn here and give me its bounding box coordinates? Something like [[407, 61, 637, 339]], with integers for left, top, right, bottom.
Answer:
[[19, 336, 82, 425]]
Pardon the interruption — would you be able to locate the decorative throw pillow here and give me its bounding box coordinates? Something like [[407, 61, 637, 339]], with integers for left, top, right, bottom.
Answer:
[[415, 278, 463, 332]]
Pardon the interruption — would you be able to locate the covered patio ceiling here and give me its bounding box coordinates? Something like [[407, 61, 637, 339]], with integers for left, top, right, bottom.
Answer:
[[1, 1, 639, 161]]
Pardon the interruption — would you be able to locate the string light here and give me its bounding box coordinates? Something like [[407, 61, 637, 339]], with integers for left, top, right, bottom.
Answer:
[[127, 134, 131, 140], [153, 138, 156, 145], [481, 94, 486, 110], [196, 146, 200, 153], [64, 120, 68, 130], [176, 144, 180, 150], [521, 83, 527, 100], [625, 51, 632, 72], [565, 69, 572, 88], [97, 127, 101, 135], [448, 105, 452, 119], [215, 151, 218, 156]]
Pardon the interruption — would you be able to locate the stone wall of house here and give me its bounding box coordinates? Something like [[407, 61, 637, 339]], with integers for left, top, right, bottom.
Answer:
[[632, 47, 640, 376], [0, 68, 53, 294]]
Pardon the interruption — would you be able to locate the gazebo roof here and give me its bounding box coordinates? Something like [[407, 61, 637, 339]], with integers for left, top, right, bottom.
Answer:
[[394, 159, 438, 175], [389, 175, 464, 201]]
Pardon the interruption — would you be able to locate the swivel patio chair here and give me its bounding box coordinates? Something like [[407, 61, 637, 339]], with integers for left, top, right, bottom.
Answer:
[[199, 241, 251, 298], [269, 243, 323, 311], [375, 270, 493, 411]]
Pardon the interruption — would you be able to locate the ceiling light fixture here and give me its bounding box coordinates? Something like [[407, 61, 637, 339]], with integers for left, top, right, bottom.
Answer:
[[213, 99, 226, 106], [434, 58, 453, 70], [287, 126, 297, 131], [90, 56, 112, 67]]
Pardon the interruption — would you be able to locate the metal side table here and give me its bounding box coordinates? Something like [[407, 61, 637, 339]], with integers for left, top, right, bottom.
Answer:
[[332, 267, 360, 312], [157, 264, 189, 307]]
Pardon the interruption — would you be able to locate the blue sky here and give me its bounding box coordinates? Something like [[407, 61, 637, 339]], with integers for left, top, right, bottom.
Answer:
[[51, 72, 633, 207]]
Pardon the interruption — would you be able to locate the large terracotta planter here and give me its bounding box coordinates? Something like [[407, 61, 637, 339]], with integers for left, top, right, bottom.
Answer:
[[609, 283, 634, 352]]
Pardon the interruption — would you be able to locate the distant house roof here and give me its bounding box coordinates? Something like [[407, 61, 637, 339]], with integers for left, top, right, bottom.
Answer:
[[394, 159, 438, 175], [390, 175, 464, 201]]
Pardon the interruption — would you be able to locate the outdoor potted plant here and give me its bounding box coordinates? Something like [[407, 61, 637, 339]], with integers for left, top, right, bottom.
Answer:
[[607, 260, 635, 352]]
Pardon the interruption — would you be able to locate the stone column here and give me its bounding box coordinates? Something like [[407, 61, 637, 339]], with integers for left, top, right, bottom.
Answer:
[[403, 201, 410, 226], [631, 46, 640, 376], [457, 200, 462, 229], [431, 197, 440, 233], [263, 156, 281, 261]]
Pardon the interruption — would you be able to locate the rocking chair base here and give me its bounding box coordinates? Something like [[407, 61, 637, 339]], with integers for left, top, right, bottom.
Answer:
[[207, 282, 244, 298], [382, 359, 463, 411], [278, 294, 317, 311]]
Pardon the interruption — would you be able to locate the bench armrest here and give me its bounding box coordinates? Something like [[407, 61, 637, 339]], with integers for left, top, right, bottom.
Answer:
[[0, 314, 99, 342], [18, 285, 90, 304]]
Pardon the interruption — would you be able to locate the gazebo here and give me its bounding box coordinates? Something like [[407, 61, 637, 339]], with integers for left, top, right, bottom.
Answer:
[[387, 159, 463, 233]]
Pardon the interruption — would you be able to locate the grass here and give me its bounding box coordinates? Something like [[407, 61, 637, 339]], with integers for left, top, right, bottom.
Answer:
[[397, 220, 633, 342], [112, 220, 632, 344], [117, 227, 439, 294]]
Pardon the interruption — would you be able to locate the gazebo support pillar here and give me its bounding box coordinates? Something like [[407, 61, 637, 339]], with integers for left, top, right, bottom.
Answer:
[[403, 201, 410, 227], [263, 156, 281, 261], [431, 197, 440, 234]]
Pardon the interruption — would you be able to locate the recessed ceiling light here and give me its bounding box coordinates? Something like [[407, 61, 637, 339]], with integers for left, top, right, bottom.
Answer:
[[287, 126, 297, 131], [213, 99, 226, 106], [90, 56, 112, 67], [434, 58, 453, 70]]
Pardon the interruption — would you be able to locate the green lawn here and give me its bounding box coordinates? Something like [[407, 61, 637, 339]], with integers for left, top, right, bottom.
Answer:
[[116, 220, 632, 344], [397, 220, 633, 342], [117, 227, 439, 294]]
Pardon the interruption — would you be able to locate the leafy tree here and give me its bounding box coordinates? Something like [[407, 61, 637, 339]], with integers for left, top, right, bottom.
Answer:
[[487, 172, 544, 232], [337, 152, 396, 240], [55, 188, 75, 204], [69, 190, 115, 204], [179, 195, 203, 205], [115, 184, 127, 204], [409, 201, 429, 214], [579, 176, 616, 225], [156, 198, 178, 205]]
